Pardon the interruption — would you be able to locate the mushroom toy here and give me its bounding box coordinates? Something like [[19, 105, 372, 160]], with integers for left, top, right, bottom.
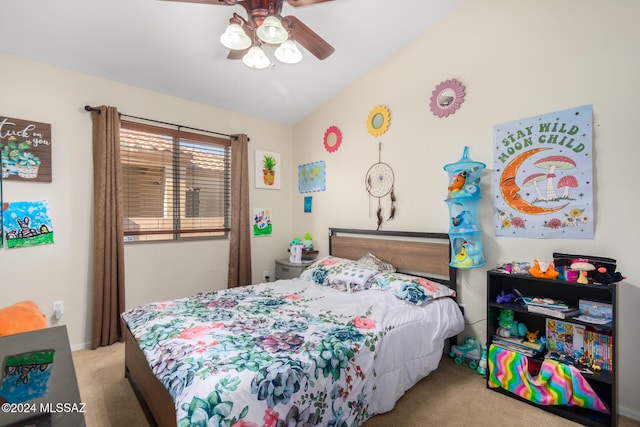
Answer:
[[571, 261, 595, 284]]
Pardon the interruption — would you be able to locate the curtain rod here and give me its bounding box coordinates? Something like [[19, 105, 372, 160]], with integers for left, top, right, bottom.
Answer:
[[84, 105, 243, 140]]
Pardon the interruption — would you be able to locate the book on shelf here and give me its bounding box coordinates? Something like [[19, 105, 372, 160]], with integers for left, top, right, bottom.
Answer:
[[518, 296, 571, 310], [492, 341, 536, 357], [492, 335, 544, 356], [573, 315, 610, 325], [584, 328, 613, 371], [527, 305, 581, 319]]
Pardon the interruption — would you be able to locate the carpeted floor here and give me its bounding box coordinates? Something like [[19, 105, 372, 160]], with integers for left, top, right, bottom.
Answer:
[[72, 343, 639, 427]]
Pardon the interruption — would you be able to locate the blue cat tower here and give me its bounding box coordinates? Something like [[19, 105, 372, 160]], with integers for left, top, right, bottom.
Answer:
[[444, 146, 486, 269]]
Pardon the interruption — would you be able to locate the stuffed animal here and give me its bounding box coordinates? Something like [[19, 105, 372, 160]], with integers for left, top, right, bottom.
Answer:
[[525, 329, 540, 343], [496, 290, 516, 304], [591, 267, 626, 285], [529, 260, 559, 280], [497, 309, 527, 338], [0, 300, 47, 336]]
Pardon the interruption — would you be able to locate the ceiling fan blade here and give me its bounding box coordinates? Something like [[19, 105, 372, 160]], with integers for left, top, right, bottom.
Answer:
[[227, 48, 249, 59], [286, 0, 334, 6], [159, 0, 236, 5], [283, 15, 334, 60]]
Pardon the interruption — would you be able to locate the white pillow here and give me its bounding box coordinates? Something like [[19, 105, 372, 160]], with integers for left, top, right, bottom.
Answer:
[[367, 272, 456, 305]]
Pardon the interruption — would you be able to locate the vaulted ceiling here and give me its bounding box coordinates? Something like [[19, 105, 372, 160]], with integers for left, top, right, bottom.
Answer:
[[0, 0, 465, 124]]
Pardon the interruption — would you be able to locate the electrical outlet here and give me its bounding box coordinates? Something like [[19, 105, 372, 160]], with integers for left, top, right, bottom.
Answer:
[[52, 300, 64, 320], [263, 270, 270, 282]]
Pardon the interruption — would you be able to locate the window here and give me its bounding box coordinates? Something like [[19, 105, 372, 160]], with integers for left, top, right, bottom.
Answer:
[[120, 120, 231, 242]]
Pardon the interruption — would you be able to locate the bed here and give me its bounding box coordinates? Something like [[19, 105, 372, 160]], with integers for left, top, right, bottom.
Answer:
[[122, 228, 464, 427]]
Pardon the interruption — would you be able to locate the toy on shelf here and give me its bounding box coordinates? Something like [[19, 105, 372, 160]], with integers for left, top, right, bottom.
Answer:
[[449, 336, 482, 371], [302, 233, 313, 250], [592, 267, 626, 285], [496, 290, 516, 304], [553, 252, 625, 285], [570, 261, 595, 284], [525, 329, 540, 343], [497, 309, 527, 338], [529, 260, 559, 280], [290, 234, 318, 261]]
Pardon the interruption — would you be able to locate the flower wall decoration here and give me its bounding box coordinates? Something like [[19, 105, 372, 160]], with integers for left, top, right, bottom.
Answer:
[[429, 79, 466, 118], [366, 105, 391, 137], [323, 126, 342, 153]]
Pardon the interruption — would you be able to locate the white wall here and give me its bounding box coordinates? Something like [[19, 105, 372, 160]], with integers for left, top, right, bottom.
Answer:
[[292, 0, 640, 419], [0, 53, 294, 349]]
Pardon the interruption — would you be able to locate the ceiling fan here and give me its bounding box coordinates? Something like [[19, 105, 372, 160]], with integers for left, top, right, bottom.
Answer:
[[163, 0, 335, 68]]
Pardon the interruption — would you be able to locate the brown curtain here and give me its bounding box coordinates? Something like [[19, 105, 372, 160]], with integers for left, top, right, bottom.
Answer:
[[90, 106, 125, 349], [228, 134, 252, 288]]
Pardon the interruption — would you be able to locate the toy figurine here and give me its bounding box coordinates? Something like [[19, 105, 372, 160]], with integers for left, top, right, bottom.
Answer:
[[496, 290, 516, 304], [497, 309, 527, 338], [529, 260, 559, 279], [591, 266, 626, 285], [570, 261, 595, 284], [525, 329, 540, 343], [453, 242, 474, 268], [302, 233, 313, 250]]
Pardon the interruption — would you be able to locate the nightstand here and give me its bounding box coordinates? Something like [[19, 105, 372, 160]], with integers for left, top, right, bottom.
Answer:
[[275, 258, 314, 280]]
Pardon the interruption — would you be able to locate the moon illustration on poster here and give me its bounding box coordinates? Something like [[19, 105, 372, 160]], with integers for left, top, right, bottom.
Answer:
[[499, 147, 568, 215]]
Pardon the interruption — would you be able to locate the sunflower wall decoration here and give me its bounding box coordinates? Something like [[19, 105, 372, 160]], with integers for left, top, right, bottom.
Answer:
[[323, 126, 342, 153], [366, 105, 391, 137]]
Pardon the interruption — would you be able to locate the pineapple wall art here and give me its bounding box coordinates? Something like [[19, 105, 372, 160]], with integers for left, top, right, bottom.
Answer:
[[255, 150, 281, 190], [0, 116, 52, 182]]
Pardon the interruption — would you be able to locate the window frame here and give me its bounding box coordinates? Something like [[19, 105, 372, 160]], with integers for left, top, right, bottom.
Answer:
[[120, 120, 232, 243]]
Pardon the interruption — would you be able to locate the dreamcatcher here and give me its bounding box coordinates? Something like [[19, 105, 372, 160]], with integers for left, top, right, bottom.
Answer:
[[365, 143, 397, 230]]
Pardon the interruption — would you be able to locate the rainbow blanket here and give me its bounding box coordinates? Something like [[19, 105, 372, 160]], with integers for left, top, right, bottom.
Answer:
[[488, 345, 609, 414]]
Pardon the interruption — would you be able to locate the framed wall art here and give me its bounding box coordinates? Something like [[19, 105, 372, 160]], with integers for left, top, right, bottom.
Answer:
[[255, 150, 281, 190], [0, 116, 52, 182], [298, 161, 326, 193]]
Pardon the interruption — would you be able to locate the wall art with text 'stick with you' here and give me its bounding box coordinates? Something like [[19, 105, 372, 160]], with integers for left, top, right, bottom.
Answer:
[[0, 116, 52, 182], [493, 105, 593, 239]]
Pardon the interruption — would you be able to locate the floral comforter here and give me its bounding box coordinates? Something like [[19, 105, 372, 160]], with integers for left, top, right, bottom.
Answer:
[[122, 279, 463, 427]]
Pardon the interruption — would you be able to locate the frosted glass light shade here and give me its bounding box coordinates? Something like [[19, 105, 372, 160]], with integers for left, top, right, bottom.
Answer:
[[275, 40, 302, 64], [220, 23, 251, 50], [256, 16, 288, 44], [242, 46, 271, 69]]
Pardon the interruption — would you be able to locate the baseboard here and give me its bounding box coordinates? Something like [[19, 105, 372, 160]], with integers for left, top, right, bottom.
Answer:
[[620, 405, 640, 422], [71, 341, 91, 352]]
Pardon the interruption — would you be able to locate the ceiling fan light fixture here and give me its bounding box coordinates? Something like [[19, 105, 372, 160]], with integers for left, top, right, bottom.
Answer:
[[243, 46, 271, 70], [220, 23, 251, 50], [256, 16, 288, 44], [275, 39, 302, 64]]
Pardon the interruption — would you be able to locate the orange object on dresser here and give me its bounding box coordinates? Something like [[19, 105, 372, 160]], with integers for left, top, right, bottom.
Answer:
[[0, 300, 47, 336]]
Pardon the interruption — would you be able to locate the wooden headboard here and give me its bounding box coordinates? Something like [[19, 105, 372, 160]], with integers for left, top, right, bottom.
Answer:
[[328, 228, 456, 292]]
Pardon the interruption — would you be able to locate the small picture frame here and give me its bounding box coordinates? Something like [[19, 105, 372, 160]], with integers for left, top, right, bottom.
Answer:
[[304, 196, 312, 213], [255, 150, 281, 190]]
